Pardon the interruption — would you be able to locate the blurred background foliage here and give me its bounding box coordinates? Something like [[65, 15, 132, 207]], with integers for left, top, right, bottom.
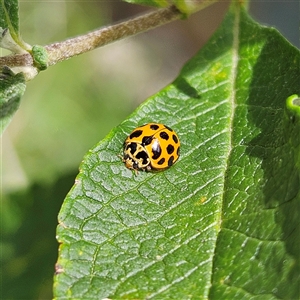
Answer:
[[1, 1, 299, 299]]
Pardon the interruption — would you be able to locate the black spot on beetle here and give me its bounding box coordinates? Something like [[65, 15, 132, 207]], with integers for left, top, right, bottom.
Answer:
[[136, 150, 149, 165], [160, 131, 169, 140], [157, 158, 165, 165], [130, 130, 143, 139], [150, 124, 159, 130], [172, 134, 178, 144], [168, 156, 174, 166], [167, 144, 174, 154], [126, 142, 137, 155], [142, 135, 153, 146], [152, 141, 161, 159]]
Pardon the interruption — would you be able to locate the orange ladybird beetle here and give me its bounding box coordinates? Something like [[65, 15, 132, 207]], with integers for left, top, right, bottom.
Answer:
[[122, 123, 180, 172]]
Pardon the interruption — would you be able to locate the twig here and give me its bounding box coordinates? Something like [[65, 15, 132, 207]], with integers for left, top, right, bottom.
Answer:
[[0, 5, 182, 69]]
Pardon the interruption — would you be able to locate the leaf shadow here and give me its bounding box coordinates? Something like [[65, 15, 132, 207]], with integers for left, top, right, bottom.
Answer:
[[173, 78, 201, 99], [2, 172, 77, 300], [245, 32, 300, 298]]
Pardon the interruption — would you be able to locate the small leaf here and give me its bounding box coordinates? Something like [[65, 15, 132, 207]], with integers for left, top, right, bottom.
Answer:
[[0, 67, 26, 134], [54, 2, 300, 299], [123, 0, 169, 8], [0, 27, 25, 53], [122, 0, 219, 15], [173, 0, 219, 15], [0, 0, 19, 34], [0, 0, 30, 52]]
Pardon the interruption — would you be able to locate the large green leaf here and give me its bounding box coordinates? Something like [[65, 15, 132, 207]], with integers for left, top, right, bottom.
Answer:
[[54, 2, 300, 299]]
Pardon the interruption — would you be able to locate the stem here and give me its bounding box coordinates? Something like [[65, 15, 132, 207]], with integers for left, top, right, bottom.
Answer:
[[0, 5, 181, 69], [46, 5, 181, 66]]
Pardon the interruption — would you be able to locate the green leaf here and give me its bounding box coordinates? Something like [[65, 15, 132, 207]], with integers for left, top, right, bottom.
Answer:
[[0, 0, 30, 52], [1, 172, 76, 299], [123, 0, 169, 8], [172, 0, 219, 15], [0, 67, 26, 134], [122, 0, 220, 15], [0, 0, 19, 34], [54, 2, 300, 299]]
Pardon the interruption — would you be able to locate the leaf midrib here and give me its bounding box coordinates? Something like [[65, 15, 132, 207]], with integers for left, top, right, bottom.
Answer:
[[208, 1, 241, 294]]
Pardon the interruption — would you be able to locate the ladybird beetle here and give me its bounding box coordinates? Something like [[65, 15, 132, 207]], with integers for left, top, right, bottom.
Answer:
[[122, 123, 180, 172]]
